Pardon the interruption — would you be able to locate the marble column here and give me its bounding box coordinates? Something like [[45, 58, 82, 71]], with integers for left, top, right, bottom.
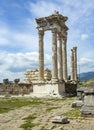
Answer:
[[52, 29, 58, 82], [62, 37, 67, 81], [70, 49, 74, 80], [38, 30, 44, 81], [73, 47, 77, 81], [57, 33, 63, 81]]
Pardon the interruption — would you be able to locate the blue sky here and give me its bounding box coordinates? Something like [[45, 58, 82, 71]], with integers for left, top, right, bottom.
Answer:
[[0, 0, 94, 82]]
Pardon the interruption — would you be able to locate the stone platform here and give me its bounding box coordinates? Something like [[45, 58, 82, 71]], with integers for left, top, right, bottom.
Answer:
[[32, 82, 65, 97]]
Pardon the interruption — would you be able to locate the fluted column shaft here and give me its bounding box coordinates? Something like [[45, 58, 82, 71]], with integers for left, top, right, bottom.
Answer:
[[52, 29, 58, 81], [38, 30, 44, 81], [70, 49, 74, 80], [73, 47, 77, 81], [57, 33, 63, 81], [62, 37, 67, 81]]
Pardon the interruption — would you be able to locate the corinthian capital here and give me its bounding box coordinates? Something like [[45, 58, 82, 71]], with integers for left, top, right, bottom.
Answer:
[[52, 28, 57, 33], [38, 30, 44, 35]]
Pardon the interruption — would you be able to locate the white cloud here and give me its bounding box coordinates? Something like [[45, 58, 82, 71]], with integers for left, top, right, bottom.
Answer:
[[81, 34, 89, 40], [0, 27, 10, 45], [0, 37, 9, 45], [78, 58, 94, 73], [0, 51, 51, 82], [29, 1, 60, 17]]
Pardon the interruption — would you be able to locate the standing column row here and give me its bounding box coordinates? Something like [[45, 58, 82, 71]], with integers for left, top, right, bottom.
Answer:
[[38, 29, 68, 82]]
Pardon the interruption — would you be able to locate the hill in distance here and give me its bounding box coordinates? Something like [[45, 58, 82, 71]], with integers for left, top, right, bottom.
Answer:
[[78, 71, 94, 82]]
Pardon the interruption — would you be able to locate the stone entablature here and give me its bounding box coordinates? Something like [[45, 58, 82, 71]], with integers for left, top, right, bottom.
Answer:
[[36, 10, 68, 33], [24, 68, 51, 83]]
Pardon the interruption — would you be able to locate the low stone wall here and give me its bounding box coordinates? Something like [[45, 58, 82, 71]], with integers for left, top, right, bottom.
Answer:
[[0, 78, 33, 95], [24, 68, 51, 83]]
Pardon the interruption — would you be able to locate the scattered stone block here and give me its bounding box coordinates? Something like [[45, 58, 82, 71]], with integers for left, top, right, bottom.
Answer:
[[81, 106, 94, 115], [51, 116, 69, 124], [72, 100, 83, 107]]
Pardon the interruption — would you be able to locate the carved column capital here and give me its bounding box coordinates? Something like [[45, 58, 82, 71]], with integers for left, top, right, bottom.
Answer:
[[52, 28, 57, 33], [38, 30, 44, 35]]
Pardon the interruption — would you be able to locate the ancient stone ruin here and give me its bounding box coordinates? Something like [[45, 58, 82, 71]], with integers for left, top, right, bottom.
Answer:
[[0, 11, 78, 97], [24, 68, 51, 83], [24, 11, 78, 97], [0, 78, 33, 96]]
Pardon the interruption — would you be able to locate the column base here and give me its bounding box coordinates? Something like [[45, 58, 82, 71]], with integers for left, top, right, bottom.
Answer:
[[51, 78, 58, 83]]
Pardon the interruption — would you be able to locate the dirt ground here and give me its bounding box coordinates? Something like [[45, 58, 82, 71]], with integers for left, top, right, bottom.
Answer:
[[0, 97, 94, 130]]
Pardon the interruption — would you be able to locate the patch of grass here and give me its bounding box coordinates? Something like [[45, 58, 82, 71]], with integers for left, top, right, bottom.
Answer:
[[80, 78, 94, 86], [22, 114, 37, 120], [46, 106, 60, 112], [51, 125, 57, 129], [48, 97, 75, 102], [60, 128, 64, 130], [40, 126, 49, 130], [20, 114, 38, 130], [63, 108, 81, 118], [20, 122, 36, 130], [0, 98, 43, 113]]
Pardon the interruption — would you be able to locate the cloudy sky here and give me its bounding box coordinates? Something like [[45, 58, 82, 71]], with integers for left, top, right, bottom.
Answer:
[[0, 0, 94, 82]]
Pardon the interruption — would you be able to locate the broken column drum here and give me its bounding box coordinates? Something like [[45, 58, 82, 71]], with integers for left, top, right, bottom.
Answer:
[[36, 11, 68, 82]]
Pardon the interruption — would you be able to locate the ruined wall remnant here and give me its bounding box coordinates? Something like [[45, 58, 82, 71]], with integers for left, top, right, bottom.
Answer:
[[0, 78, 33, 95], [24, 68, 51, 83]]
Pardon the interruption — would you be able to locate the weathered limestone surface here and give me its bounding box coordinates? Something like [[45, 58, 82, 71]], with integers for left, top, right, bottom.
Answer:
[[70, 49, 74, 80], [0, 79, 33, 95], [57, 33, 63, 81], [36, 11, 68, 83], [51, 116, 69, 124], [73, 47, 77, 81], [24, 68, 51, 83], [70, 47, 77, 82], [32, 82, 65, 97], [62, 37, 67, 81], [38, 30, 44, 81], [52, 29, 58, 82]]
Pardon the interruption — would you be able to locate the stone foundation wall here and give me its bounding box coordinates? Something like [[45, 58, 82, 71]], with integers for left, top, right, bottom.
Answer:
[[0, 79, 33, 95], [65, 82, 77, 95], [24, 68, 51, 83]]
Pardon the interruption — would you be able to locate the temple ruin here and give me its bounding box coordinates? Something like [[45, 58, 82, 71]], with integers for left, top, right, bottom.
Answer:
[[0, 11, 78, 97], [24, 11, 78, 97]]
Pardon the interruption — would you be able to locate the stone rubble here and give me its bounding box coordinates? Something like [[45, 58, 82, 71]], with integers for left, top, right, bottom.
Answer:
[[24, 68, 51, 83]]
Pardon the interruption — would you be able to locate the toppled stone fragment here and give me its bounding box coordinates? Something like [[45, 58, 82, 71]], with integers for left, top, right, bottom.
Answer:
[[51, 116, 69, 124], [72, 100, 83, 108]]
